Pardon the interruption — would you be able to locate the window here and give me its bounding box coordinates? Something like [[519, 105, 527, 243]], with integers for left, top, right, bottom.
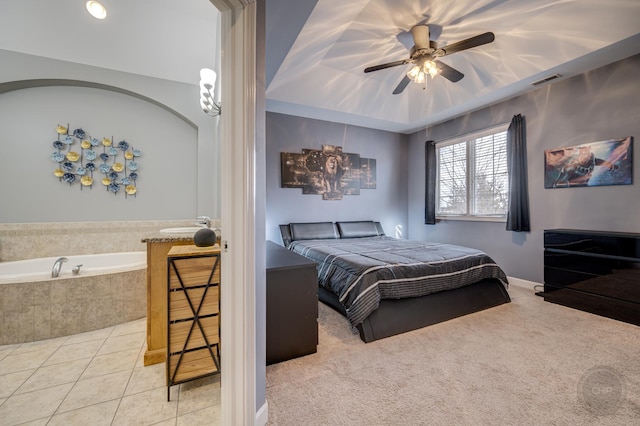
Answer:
[[436, 124, 509, 219]]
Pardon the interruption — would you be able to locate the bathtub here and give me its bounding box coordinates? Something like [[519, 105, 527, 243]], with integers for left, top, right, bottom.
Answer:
[[0, 252, 146, 284], [0, 251, 147, 345]]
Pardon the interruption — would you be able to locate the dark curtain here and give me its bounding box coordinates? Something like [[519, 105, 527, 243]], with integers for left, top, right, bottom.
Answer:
[[425, 140, 436, 225], [506, 114, 531, 232]]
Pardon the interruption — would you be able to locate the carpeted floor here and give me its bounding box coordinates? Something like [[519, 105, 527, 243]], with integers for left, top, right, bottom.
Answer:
[[266, 285, 640, 425]]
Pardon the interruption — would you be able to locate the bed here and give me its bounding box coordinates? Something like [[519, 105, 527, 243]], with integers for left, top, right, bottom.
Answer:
[[279, 220, 511, 343]]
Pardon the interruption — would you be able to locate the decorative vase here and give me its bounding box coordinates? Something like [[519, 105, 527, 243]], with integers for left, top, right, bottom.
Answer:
[[194, 228, 217, 247]]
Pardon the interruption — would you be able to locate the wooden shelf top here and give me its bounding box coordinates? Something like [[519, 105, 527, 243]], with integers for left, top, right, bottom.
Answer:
[[168, 244, 221, 257]]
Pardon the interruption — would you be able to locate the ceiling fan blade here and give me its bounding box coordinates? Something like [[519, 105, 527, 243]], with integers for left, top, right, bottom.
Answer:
[[435, 61, 464, 82], [364, 59, 412, 73], [392, 75, 411, 95], [411, 24, 430, 50], [438, 32, 494, 56]]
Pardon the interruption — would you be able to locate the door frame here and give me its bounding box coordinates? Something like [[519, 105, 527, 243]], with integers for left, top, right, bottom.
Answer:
[[210, 0, 260, 424]]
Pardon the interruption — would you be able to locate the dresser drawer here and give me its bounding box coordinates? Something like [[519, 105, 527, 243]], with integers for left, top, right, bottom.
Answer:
[[544, 229, 640, 326]]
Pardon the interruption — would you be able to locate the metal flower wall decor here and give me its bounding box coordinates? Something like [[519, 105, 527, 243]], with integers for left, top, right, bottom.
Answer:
[[51, 124, 141, 197]]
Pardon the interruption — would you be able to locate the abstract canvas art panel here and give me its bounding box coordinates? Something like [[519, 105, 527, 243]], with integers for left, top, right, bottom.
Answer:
[[280, 153, 306, 188], [360, 158, 377, 189], [544, 137, 633, 188]]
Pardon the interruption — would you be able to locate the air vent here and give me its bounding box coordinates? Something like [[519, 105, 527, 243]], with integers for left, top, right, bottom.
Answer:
[[531, 74, 561, 86]]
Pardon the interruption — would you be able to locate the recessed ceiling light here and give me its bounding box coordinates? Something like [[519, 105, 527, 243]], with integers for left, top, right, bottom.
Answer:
[[86, 1, 107, 20]]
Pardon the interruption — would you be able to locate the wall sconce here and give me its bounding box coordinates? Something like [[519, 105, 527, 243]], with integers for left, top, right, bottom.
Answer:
[[200, 68, 221, 117]]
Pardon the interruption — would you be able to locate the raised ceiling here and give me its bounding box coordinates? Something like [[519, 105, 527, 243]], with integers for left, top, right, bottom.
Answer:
[[266, 0, 640, 134], [2, 0, 639, 135]]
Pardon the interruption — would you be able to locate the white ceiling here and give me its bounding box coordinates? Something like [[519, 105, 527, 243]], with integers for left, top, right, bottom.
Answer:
[[0, 0, 219, 85], [2, 0, 639, 136], [266, 0, 640, 134]]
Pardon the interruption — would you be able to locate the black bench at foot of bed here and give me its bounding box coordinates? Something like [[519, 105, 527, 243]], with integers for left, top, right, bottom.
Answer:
[[319, 278, 511, 343]]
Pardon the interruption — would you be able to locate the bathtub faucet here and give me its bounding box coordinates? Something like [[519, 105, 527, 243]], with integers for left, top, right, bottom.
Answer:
[[72, 264, 83, 275], [51, 257, 68, 278], [195, 216, 211, 228]]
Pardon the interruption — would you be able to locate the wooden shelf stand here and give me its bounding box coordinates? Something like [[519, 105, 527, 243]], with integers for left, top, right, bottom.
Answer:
[[166, 245, 221, 401]]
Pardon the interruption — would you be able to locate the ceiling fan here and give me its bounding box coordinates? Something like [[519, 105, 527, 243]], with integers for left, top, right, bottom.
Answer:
[[364, 25, 495, 95]]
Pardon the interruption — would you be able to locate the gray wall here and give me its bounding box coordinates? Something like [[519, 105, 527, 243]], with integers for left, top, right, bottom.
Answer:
[[407, 54, 640, 283], [266, 112, 409, 244], [0, 49, 220, 223], [0, 85, 197, 222]]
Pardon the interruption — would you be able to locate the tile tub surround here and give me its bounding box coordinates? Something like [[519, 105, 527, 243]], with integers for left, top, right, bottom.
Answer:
[[0, 220, 196, 262], [0, 268, 146, 345]]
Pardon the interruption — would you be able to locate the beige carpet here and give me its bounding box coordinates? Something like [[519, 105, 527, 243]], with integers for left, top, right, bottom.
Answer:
[[266, 286, 640, 425]]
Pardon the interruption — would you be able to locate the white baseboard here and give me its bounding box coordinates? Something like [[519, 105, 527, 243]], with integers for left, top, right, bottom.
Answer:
[[507, 276, 541, 291], [256, 401, 268, 426]]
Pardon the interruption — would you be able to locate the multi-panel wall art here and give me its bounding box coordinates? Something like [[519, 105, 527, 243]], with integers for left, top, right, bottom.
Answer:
[[544, 136, 633, 188], [281, 144, 376, 200]]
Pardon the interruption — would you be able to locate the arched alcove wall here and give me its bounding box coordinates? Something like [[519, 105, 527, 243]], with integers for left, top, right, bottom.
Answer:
[[0, 49, 219, 223]]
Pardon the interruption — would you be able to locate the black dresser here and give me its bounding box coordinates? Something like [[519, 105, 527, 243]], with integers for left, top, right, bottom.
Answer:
[[544, 229, 640, 326], [266, 241, 318, 365]]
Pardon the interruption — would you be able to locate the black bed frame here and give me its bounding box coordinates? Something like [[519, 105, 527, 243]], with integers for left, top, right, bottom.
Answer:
[[319, 279, 510, 343], [280, 221, 511, 343]]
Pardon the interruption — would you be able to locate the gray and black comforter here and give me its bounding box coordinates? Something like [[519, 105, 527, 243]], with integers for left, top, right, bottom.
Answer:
[[288, 236, 508, 327]]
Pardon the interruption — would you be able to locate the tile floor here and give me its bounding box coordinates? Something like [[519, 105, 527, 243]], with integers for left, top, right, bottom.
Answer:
[[0, 318, 220, 425]]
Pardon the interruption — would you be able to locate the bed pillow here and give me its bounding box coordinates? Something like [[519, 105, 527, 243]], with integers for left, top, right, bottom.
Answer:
[[337, 221, 384, 238], [289, 222, 340, 243]]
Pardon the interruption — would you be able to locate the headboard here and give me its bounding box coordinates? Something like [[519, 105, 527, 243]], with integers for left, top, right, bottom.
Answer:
[[336, 221, 384, 239], [279, 221, 385, 247]]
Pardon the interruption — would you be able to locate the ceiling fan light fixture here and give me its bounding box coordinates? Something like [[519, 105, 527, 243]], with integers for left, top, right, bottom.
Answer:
[[86, 1, 107, 19], [423, 60, 438, 78], [413, 71, 426, 84], [407, 60, 435, 84], [407, 65, 421, 81]]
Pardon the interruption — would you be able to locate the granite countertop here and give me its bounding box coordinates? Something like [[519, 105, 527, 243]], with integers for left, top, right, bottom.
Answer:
[[141, 233, 196, 243], [142, 228, 222, 244]]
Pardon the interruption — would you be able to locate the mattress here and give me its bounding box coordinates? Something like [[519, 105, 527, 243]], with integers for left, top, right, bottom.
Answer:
[[288, 236, 509, 326]]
